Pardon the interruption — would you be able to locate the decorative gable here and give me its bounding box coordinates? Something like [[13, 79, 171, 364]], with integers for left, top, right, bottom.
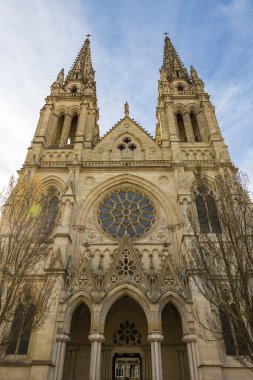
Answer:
[[91, 116, 162, 161]]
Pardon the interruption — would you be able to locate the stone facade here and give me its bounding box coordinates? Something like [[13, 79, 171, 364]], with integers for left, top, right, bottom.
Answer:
[[0, 36, 252, 380]]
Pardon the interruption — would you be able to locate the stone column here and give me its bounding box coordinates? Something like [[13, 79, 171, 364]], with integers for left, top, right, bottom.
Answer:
[[148, 332, 163, 380], [76, 104, 87, 136], [196, 111, 207, 141], [89, 332, 105, 380], [183, 112, 195, 142], [101, 346, 112, 380], [69, 346, 79, 380], [143, 346, 152, 380], [54, 333, 70, 380], [177, 345, 188, 380], [60, 114, 72, 145], [183, 334, 200, 380]]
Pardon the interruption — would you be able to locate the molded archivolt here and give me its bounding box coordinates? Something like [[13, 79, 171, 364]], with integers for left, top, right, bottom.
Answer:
[[41, 175, 65, 194], [62, 291, 94, 334], [61, 285, 193, 336], [159, 292, 194, 335], [74, 174, 179, 228]]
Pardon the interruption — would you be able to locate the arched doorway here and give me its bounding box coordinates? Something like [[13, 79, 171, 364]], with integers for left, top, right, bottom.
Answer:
[[103, 296, 151, 380], [62, 303, 91, 380], [161, 303, 190, 380]]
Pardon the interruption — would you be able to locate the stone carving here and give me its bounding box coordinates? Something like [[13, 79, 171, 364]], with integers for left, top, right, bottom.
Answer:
[[158, 176, 169, 185], [72, 267, 93, 290], [84, 176, 95, 185], [158, 259, 183, 292]]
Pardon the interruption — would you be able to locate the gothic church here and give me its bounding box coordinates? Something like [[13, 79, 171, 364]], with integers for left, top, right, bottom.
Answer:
[[0, 36, 251, 380]]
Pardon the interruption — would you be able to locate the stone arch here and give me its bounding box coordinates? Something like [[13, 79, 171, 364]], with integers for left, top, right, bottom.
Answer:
[[159, 292, 193, 335], [102, 291, 151, 380], [160, 299, 191, 380], [112, 131, 143, 148], [55, 106, 68, 116], [186, 103, 199, 114], [63, 291, 93, 335], [100, 285, 152, 332], [68, 106, 80, 117], [41, 175, 65, 194], [74, 174, 179, 228], [110, 131, 144, 161], [189, 173, 216, 194], [174, 103, 187, 114], [62, 295, 92, 380]]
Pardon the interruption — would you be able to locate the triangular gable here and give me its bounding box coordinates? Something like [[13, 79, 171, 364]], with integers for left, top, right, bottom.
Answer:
[[69, 256, 96, 292], [157, 257, 183, 293], [102, 236, 150, 291], [98, 116, 157, 145]]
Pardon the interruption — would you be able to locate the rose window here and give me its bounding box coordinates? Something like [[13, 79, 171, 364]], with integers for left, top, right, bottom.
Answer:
[[97, 190, 156, 239], [113, 320, 141, 345]]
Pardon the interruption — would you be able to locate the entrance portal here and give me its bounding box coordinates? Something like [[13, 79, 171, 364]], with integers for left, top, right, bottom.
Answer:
[[62, 303, 91, 380], [161, 303, 190, 380], [113, 353, 141, 380], [102, 296, 150, 380]]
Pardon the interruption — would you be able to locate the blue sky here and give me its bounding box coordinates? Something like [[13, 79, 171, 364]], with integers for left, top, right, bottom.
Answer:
[[0, 0, 252, 190]]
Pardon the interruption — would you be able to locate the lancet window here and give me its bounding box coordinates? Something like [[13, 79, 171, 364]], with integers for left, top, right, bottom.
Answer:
[[44, 186, 59, 231], [219, 304, 248, 356], [176, 113, 187, 142], [6, 303, 35, 355], [194, 183, 221, 233]]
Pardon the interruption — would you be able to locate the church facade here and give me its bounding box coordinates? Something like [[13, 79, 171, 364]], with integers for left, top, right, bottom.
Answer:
[[0, 37, 252, 380]]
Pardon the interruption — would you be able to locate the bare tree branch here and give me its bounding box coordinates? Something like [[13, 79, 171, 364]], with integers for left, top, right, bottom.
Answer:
[[0, 174, 59, 354]]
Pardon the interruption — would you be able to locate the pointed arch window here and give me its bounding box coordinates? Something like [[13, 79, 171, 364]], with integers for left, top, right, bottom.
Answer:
[[190, 113, 201, 142], [67, 115, 78, 144], [194, 184, 221, 234], [219, 304, 249, 356], [42, 186, 59, 234], [54, 115, 64, 145], [6, 303, 35, 355], [176, 113, 187, 142]]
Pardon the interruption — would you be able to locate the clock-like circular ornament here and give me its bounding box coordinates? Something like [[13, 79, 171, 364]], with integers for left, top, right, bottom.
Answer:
[[97, 189, 156, 239]]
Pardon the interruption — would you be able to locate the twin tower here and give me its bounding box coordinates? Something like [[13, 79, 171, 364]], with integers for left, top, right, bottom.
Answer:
[[25, 35, 230, 167]]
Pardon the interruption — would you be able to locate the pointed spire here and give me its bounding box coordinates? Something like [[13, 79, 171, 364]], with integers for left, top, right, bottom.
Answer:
[[162, 36, 191, 83], [65, 36, 95, 88]]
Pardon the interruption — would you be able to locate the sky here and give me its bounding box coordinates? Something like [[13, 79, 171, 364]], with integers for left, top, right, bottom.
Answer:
[[0, 0, 252, 191]]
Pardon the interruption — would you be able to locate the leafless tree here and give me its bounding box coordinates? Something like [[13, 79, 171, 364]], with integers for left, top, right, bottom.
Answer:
[[0, 174, 59, 354], [183, 168, 253, 369]]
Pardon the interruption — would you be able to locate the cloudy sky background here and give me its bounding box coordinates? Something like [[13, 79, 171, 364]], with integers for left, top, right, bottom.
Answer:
[[0, 0, 252, 190]]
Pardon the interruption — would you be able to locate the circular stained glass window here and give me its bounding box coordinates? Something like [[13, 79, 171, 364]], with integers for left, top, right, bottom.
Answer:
[[97, 190, 156, 239]]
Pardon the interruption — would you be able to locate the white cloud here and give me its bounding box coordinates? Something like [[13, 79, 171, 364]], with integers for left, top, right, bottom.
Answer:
[[0, 0, 252, 191]]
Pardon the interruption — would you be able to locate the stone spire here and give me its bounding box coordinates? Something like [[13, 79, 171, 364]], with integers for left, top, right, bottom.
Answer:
[[64, 36, 96, 94], [162, 35, 191, 83]]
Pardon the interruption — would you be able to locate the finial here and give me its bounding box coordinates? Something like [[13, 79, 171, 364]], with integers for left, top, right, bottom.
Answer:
[[86, 34, 91, 39], [124, 102, 129, 116], [163, 32, 169, 37]]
